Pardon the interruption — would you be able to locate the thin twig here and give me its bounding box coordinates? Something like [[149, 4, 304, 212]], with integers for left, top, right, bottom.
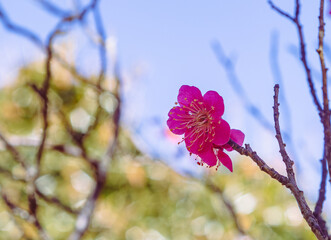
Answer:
[[1, 191, 50, 240], [58, 110, 98, 174], [27, 33, 58, 239], [36, 189, 78, 215], [229, 84, 328, 240], [314, 0, 330, 237], [274, 84, 328, 239], [0, 3, 44, 48], [28, 1, 103, 238], [268, 0, 323, 114], [267, 0, 294, 21], [0, 132, 27, 169], [273, 84, 296, 182], [316, 0, 331, 184], [35, 31, 57, 176], [0, 1, 113, 239], [314, 151, 328, 237], [268, 2, 330, 237], [34, 0, 102, 173], [34, 0, 100, 172], [0, 1, 103, 91], [229, 140, 289, 185], [293, 0, 323, 114]]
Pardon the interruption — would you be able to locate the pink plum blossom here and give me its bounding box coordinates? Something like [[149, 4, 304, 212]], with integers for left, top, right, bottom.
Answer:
[[167, 85, 245, 171]]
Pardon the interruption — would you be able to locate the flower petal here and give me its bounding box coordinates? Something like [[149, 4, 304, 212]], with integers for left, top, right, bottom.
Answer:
[[198, 148, 218, 167], [167, 106, 189, 118], [167, 118, 186, 135], [184, 131, 211, 154], [203, 90, 225, 120], [224, 129, 245, 151], [217, 150, 233, 172], [212, 119, 230, 145], [167, 106, 188, 135], [177, 85, 203, 107]]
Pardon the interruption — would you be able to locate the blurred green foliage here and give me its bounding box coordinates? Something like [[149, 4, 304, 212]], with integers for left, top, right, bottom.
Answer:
[[0, 62, 315, 240]]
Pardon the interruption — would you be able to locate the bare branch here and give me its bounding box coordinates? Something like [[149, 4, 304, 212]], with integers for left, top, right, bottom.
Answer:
[[0, 132, 27, 169], [24, 2, 105, 238], [268, 0, 323, 114], [273, 84, 329, 239], [229, 85, 329, 239], [294, 0, 323, 114], [273, 85, 296, 181], [36, 189, 78, 215], [314, 151, 329, 237], [229, 140, 288, 185], [314, 0, 330, 236], [35, 31, 58, 176], [58, 110, 99, 173], [0, 2, 104, 91], [267, 0, 294, 21], [0, 1, 116, 239], [2, 191, 32, 238], [0, 4, 44, 48], [62, 0, 98, 23], [35, 0, 102, 176], [1, 191, 50, 240], [316, 0, 331, 183]]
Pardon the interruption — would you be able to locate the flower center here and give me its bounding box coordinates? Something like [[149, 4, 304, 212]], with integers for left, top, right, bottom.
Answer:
[[174, 99, 216, 152], [195, 113, 208, 125]]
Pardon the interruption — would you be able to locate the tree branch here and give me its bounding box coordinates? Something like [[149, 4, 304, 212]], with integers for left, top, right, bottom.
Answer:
[[229, 139, 328, 240], [228, 84, 329, 240], [273, 85, 296, 182], [268, 0, 323, 114], [314, 0, 330, 237], [316, 0, 331, 184], [228, 140, 289, 185], [36, 189, 78, 215], [0, 132, 27, 170], [1, 191, 50, 240], [267, 0, 294, 21], [314, 150, 329, 237]]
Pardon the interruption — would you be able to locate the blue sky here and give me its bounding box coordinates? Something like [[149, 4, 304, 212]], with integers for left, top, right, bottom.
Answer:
[[0, 0, 330, 213]]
